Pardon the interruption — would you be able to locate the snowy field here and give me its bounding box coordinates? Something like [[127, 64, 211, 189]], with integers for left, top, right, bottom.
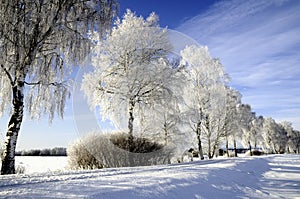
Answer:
[[14, 156, 68, 174], [0, 154, 299, 198]]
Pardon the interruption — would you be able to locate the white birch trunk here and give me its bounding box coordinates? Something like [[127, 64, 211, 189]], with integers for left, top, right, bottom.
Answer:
[[1, 76, 25, 175]]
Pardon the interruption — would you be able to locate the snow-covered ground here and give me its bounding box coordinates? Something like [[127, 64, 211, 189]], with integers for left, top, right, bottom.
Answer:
[[0, 154, 299, 198], [14, 156, 68, 174]]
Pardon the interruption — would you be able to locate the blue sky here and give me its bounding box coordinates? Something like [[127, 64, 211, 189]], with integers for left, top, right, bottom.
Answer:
[[176, 0, 300, 129], [1, 0, 299, 150]]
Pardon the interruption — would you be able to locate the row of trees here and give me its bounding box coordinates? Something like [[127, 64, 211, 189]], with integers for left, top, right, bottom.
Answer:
[[82, 10, 300, 160], [241, 115, 300, 155], [15, 147, 66, 156]]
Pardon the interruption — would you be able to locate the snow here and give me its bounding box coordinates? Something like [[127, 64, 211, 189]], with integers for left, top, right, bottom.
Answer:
[[14, 156, 68, 174], [0, 154, 299, 198]]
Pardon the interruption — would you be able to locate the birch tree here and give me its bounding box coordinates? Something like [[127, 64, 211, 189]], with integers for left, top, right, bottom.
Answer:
[[250, 115, 264, 149], [281, 121, 300, 154], [81, 10, 180, 151], [237, 104, 256, 155], [287, 128, 300, 154], [181, 45, 228, 159], [139, 56, 186, 146], [156, 101, 183, 146], [0, 0, 117, 175], [223, 87, 241, 157], [201, 84, 227, 159], [142, 92, 185, 146], [262, 118, 288, 154]]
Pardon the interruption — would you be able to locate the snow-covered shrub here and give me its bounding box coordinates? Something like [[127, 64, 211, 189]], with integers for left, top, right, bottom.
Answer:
[[15, 165, 26, 174], [67, 135, 106, 170], [67, 132, 174, 170]]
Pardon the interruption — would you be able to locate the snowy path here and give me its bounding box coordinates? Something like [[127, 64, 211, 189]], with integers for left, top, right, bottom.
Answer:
[[0, 155, 299, 198]]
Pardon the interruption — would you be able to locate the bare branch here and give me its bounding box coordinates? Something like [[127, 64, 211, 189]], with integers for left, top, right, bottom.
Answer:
[[24, 81, 66, 87], [0, 64, 14, 85]]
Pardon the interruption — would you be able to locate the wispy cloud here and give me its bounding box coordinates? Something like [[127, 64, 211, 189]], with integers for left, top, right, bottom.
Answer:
[[177, 0, 300, 129]]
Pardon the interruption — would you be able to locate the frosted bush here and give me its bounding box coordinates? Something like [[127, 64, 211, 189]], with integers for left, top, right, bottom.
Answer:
[[15, 165, 26, 174], [67, 132, 174, 170]]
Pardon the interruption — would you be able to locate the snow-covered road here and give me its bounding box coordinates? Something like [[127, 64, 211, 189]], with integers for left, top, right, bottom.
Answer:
[[0, 154, 299, 198]]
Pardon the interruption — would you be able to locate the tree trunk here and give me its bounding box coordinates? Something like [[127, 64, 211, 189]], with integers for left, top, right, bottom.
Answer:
[[197, 136, 204, 160], [248, 141, 252, 156], [1, 83, 25, 175], [127, 100, 135, 166], [196, 122, 204, 160], [128, 100, 135, 149], [208, 137, 212, 159], [226, 138, 229, 157], [211, 141, 217, 159], [163, 123, 168, 146], [233, 138, 238, 157]]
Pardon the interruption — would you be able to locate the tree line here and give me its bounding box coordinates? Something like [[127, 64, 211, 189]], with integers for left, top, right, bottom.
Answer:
[[81, 10, 300, 160], [15, 147, 67, 156]]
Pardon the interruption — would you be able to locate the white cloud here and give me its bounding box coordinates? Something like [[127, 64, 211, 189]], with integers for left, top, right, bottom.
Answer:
[[176, 0, 300, 129]]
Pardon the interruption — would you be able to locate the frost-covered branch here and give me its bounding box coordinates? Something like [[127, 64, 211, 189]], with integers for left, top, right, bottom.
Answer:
[[82, 10, 179, 141], [0, 0, 118, 174], [181, 45, 228, 159]]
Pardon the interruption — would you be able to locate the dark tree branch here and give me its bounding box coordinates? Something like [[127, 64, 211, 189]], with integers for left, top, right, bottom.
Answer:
[[0, 64, 14, 85], [24, 81, 66, 87]]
